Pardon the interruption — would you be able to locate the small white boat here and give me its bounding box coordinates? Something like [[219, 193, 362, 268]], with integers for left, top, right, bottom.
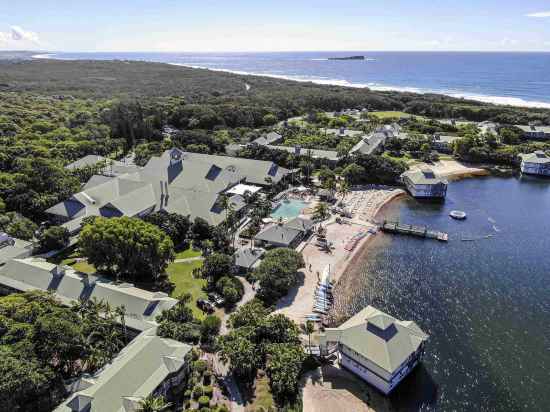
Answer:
[[449, 210, 467, 220]]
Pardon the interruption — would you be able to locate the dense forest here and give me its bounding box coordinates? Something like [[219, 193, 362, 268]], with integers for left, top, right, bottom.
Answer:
[[0, 56, 549, 230]]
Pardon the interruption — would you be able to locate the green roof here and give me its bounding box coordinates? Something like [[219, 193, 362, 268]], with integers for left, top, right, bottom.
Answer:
[[55, 330, 191, 412], [47, 149, 290, 228], [520, 151, 550, 164], [324, 306, 428, 374], [0, 258, 178, 332], [402, 168, 447, 185]]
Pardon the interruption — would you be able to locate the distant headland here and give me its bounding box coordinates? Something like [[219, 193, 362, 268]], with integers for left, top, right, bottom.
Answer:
[[328, 55, 365, 61]]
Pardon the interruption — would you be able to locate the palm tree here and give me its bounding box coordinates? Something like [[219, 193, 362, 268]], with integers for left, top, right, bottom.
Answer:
[[137, 395, 172, 412], [115, 305, 127, 343], [313, 202, 329, 221], [323, 178, 337, 199], [338, 180, 350, 203], [302, 321, 315, 354]]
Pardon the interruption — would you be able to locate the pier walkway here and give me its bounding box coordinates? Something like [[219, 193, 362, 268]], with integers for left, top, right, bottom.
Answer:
[[381, 221, 448, 241]]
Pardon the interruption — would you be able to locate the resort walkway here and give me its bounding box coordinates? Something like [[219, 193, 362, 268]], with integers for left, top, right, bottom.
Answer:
[[215, 276, 256, 412], [173, 256, 204, 263]]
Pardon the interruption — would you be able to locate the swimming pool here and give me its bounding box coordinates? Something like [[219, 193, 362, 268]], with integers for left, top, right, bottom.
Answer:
[[270, 199, 310, 220]]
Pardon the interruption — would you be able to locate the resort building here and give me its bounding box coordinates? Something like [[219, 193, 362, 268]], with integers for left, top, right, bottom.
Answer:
[[516, 125, 550, 140], [46, 149, 290, 234], [401, 168, 448, 199], [350, 124, 401, 156], [251, 131, 283, 146], [254, 217, 313, 249], [319, 305, 429, 395], [55, 329, 192, 412], [519, 151, 550, 176], [0, 257, 178, 333], [431, 134, 460, 153], [233, 247, 265, 273], [0, 234, 33, 266], [65, 154, 140, 177], [265, 145, 340, 163], [325, 128, 365, 139]]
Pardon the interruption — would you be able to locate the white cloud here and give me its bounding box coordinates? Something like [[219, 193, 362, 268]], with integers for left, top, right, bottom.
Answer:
[[526, 11, 550, 18], [500, 37, 519, 47], [10, 26, 40, 43], [0, 32, 9, 44]]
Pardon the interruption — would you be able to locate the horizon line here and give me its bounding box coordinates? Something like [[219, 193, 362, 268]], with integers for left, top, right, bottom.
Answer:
[[4, 49, 550, 54]]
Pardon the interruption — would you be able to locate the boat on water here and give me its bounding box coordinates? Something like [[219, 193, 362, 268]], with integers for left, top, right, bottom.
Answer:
[[449, 210, 467, 220]]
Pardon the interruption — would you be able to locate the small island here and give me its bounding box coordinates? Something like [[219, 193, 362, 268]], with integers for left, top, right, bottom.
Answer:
[[328, 55, 365, 60]]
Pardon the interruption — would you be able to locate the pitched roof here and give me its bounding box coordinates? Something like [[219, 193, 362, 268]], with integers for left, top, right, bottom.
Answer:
[[233, 248, 265, 269], [254, 224, 302, 246], [252, 131, 283, 146], [47, 149, 290, 229], [0, 258, 178, 331], [55, 330, 191, 412], [0, 237, 33, 266], [284, 217, 314, 233], [402, 168, 447, 185], [350, 131, 387, 155], [520, 151, 550, 164], [516, 125, 550, 134], [326, 306, 428, 374], [266, 145, 340, 161]]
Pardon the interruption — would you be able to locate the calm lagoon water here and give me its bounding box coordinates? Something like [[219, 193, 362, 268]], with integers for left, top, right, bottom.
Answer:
[[336, 176, 550, 411]]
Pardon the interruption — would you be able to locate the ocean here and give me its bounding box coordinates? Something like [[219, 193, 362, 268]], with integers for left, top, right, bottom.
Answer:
[[33, 51, 550, 108], [333, 176, 550, 411]]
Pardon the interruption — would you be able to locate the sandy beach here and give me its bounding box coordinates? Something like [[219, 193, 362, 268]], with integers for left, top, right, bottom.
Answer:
[[274, 187, 405, 325]]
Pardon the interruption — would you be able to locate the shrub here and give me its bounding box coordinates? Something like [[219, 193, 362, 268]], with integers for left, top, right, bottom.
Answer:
[[193, 385, 203, 399], [193, 359, 208, 374], [202, 385, 213, 398], [184, 389, 192, 399], [38, 225, 69, 252], [198, 395, 211, 407]]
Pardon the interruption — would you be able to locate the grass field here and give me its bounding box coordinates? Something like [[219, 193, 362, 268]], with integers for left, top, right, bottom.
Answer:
[[175, 245, 202, 260], [166, 260, 207, 319], [370, 111, 411, 119]]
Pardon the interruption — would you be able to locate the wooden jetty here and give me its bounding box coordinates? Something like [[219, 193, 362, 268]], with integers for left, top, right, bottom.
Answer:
[[381, 221, 448, 242]]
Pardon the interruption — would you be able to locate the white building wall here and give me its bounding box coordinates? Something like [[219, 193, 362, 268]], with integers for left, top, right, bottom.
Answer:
[[521, 161, 550, 176]]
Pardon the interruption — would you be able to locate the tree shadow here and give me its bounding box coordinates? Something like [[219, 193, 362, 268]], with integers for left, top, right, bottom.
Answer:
[[274, 270, 306, 310]]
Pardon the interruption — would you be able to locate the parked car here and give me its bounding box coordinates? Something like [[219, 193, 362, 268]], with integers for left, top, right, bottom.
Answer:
[[197, 298, 215, 313], [208, 292, 225, 307]]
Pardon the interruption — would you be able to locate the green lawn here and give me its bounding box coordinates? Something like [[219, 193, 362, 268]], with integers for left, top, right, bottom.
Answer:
[[166, 260, 207, 319], [370, 111, 411, 120], [49, 248, 97, 274], [174, 245, 202, 260]]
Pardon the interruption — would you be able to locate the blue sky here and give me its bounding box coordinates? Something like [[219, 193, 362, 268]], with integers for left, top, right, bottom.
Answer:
[[1, 0, 550, 52]]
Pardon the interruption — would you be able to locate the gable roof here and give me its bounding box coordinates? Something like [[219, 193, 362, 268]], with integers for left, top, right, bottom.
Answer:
[[233, 248, 265, 269], [47, 149, 290, 230], [350, 131, 387, 155], [520, 151, 550, 164], [284, 217, 314, 233], [325, 306, 428, 374], [252, 131, 283, 146], [55, 330, 191, 412], [402, 168, 447, 185], [254, 224, 302, 246], [0, 258, 177, 332]]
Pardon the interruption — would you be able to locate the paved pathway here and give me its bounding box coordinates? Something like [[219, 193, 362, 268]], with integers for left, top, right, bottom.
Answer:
[[216, 276, 256, 411], [173, 256, 204, 263]]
